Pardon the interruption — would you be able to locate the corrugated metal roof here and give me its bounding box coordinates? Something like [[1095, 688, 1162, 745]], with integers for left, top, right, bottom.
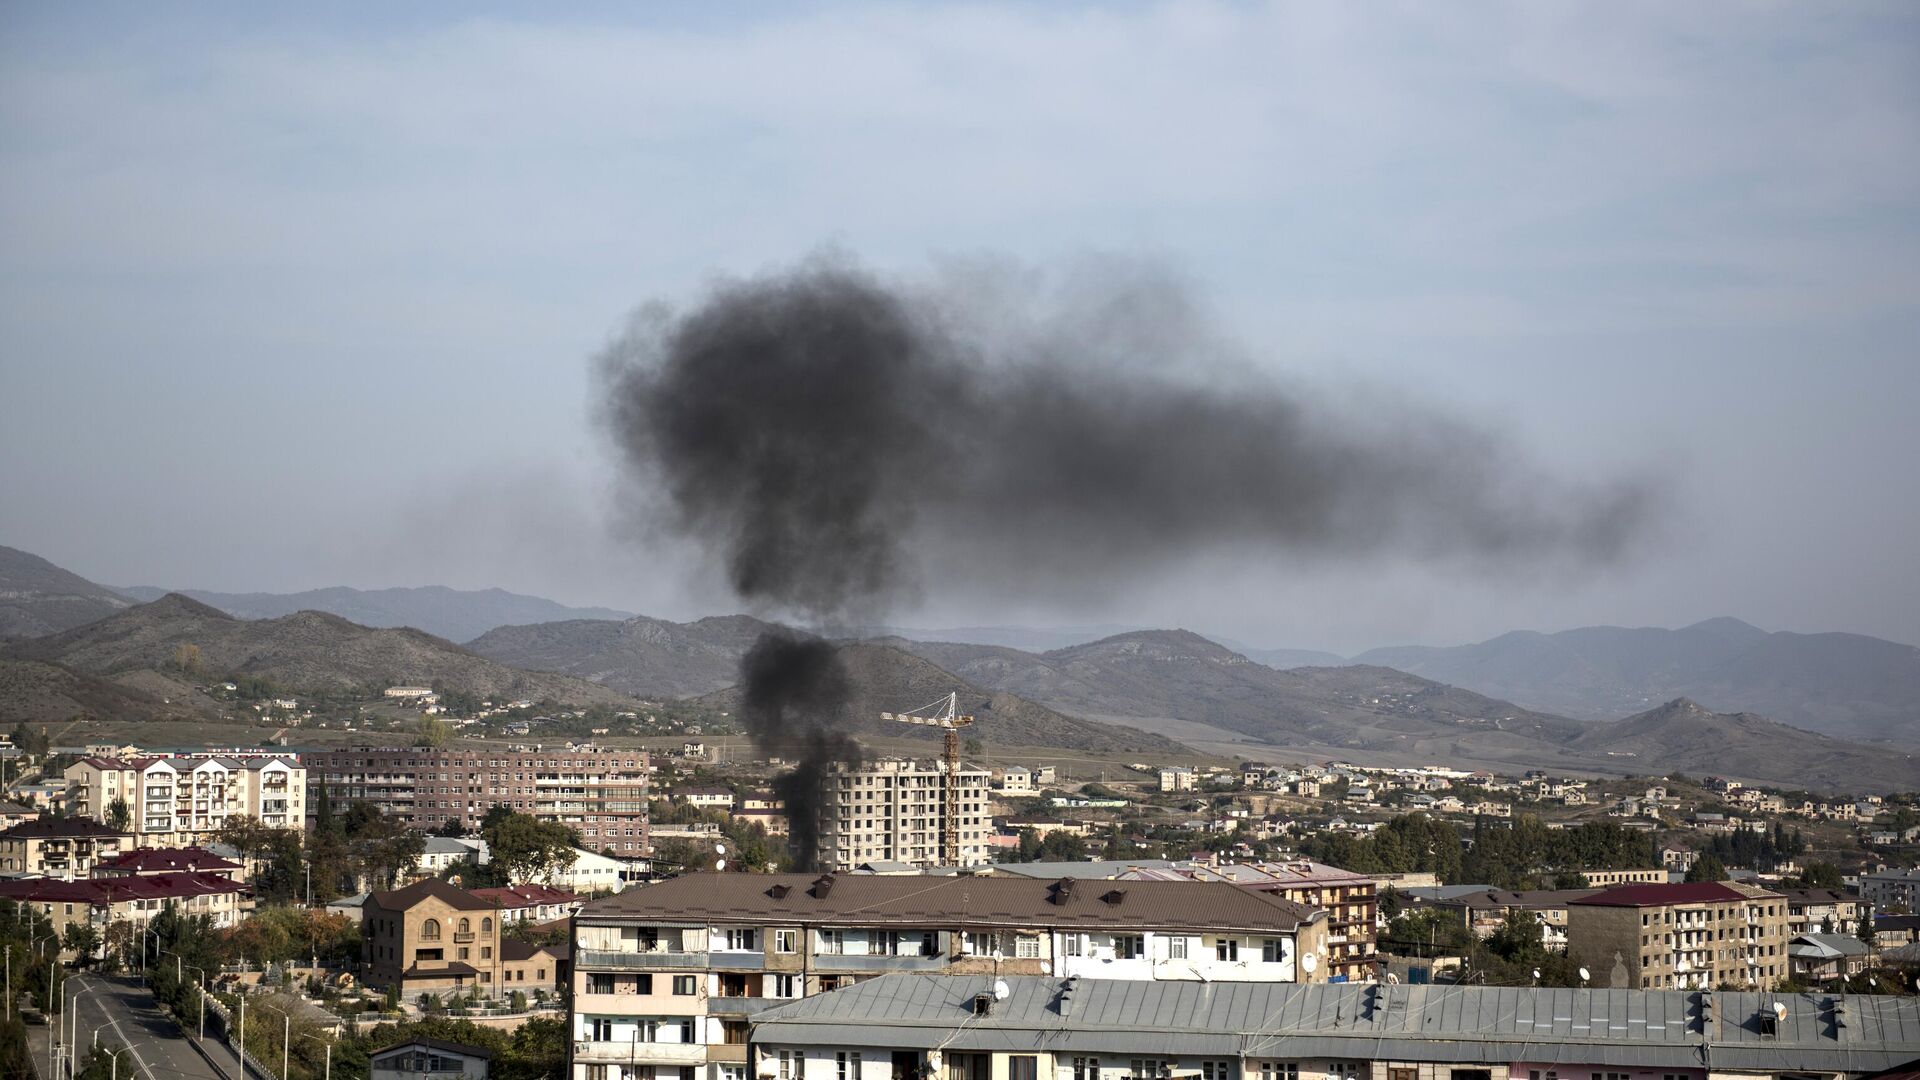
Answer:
[[753, 975, 1920, 1071]]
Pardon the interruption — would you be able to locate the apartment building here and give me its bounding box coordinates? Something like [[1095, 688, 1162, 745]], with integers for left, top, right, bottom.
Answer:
[[1859, 867, 1920, 911], [304, 747, 650, 856], [1565, 880, 1793, 990], [1401, 887, 1599, 952], [1778, 887, 1864, 938], [1582, 867, 1669, 887], [1114, 860, 1380, 982], [748, 973, 1920, 1080], [64, 755, 305, 845], [821, 759, 990, 871], [360, 878, 566, 1001], [0, 818, 133, 878], [567, 872, 1327, 1080]]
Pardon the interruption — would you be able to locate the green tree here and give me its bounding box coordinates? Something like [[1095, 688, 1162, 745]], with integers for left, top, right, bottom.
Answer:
[[1686, 853, 1728, 883], [62, 923, 100, 964], [481, 806, 580, 884], [105, 797, 131, 832]]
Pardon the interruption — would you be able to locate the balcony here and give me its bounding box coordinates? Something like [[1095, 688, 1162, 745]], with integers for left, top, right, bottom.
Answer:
[[573, 1043, 705, 1065], [577, 950, 708, 970], [454, 932, 476, 944], [813, 954, 947, 973]]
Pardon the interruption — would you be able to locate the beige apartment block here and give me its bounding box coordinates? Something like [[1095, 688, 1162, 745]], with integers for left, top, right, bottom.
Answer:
[[65, 754, 304, 843], [1566, 880, 1792, 990], [821, 758, 991, 871]]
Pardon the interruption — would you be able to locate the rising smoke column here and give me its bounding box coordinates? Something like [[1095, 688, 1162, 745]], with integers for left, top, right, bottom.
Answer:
[[735, 629, 861, 870], [597, 254, 1657, 868]]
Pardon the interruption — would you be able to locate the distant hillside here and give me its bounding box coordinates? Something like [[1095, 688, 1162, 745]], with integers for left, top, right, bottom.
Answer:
[[1357, 617, 1920, 744], [116, 584, 632, 644], [899, 629, 1585, 752], [1574, 698, 1918, 793], [0, 545, 134, 638], [4, 594, 635, 704], [700, 642, 1189, 756], [468, 614, 779, 698], [0, 657, 217, 725]]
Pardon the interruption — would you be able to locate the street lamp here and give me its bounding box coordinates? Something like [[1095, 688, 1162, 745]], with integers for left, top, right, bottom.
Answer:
[[255, 999, 292, 1080], [180, 964, 210, 1040], [297, 1030, 333, 1080]]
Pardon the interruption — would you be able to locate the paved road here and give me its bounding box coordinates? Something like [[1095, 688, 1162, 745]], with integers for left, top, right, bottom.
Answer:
[[27, 974, 232, 1080]]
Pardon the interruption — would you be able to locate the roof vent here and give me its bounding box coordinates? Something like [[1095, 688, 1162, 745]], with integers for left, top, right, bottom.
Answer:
[[973, 992, 995, 1016], [811, 875, 835, 899], [767, 884, 791, 900], [1100, 889, 1127, 906], [1050, 878, 1077, 905]]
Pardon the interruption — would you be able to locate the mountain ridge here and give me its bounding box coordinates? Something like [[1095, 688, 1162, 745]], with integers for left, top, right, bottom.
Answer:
[[115, 583, 633, 643], [0, 544, 135, 638]]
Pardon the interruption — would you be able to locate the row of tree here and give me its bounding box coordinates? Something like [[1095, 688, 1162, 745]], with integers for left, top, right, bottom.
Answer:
[[1300, 813, 1659, 889]]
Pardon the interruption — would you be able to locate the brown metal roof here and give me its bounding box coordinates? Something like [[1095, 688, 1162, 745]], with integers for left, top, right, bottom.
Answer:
[[368, 877, 499, 912], [581, 872, 1319, 933]]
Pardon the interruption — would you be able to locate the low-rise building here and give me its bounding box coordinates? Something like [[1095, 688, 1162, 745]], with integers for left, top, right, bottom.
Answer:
[[0, 871, 245, 953], [1582, 867, 1669, 887], [1787, 932, 1871, 985], [1157, 767, 1195, 793], [415, 836, 490, 879], [1777, 887, 1863, 938], [370, 1038, 489, 1080], [1566, 880, 1792, 990], [0, 817, 133, 879], [1111, 859, 1380, 982], [360, 878, 564, 1003], [90, 846, 246, 882], [470, 884, 584, 924], [673, 787, 736, 811], [747, 973, 1920, 1080], [567, 871, 1326, 1080]]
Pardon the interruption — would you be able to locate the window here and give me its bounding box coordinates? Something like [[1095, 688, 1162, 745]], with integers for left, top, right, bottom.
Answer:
[[481, 946, 492, 959], [587, 1067, 608, 1080], [774, 929, 798, 953], [1214, 939, 1239, 962], [589, 973, 616, 994], [722, 1021, 750, 1046], [482, 917, 492, 933], [724, 928, 758, 951], [1452, 1072, 1493, 1080], [672, 976, 697, 996], [1259, 1066, 1297, 1080], [837, 1053, 862, 1080], [1063, 934, 1085, 958], [1201, 1062, 1233, 1080], [587, 1018, 614, 1041], [719, 1069, 745, 1080], [1167, 936, 1188, 960], [1072, 1058, 1100, 1080], [777, 1051, 801, 1080], [1261, 939, 1287, 963], [1015, 934, 1041, 959], [772, 974, 799, 998], [1114, 935, 1144, 960], [1329, 1066, 1361, 1080], [1128, 1061, 1164, 1079], [458, 947, 470, 960], [819, 930, 845, 955], [1009, 1058, 1038, 1080], [421, 919, 441, 941], [459, 918, 470, 933]]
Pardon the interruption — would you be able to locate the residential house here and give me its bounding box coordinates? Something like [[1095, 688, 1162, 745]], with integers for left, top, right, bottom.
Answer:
[[0, 872, 245, 954], [360, 878, 563, 1003], [470, 884, 585, 924], [1787, 932, 1870, 985], [415, 836, 491, 879], [90, 847, 246, 882]]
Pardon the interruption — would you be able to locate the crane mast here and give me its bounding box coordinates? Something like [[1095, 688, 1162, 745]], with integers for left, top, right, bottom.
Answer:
[[879, 691, 975, 865]]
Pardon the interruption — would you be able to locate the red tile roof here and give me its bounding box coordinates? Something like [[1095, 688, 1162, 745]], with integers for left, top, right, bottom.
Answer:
[[94, 847, 243, 874], [470, 884, 580, 909], [0, 872, 242, 906]]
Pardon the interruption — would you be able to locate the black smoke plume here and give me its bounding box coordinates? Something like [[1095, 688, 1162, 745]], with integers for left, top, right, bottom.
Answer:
[[597, 254, 1657, 868], [600, 255, 1654, 619], [736, 628, 860, 870]]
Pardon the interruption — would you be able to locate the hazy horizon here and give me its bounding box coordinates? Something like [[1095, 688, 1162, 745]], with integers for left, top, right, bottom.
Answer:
[[4, 4, 1917, 656]]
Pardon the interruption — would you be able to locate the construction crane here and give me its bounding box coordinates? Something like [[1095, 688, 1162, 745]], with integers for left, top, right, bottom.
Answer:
[[880, 692, 975, 865]]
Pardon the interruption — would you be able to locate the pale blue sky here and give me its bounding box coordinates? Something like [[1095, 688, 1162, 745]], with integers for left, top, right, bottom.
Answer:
[[2, 2, 1916, 652]]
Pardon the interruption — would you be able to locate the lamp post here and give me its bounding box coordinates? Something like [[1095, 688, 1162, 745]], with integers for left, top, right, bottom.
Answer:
[[181, 964, 209, 1040], [256, 999, 292, 1080], [298, 1030, 333, 1080]]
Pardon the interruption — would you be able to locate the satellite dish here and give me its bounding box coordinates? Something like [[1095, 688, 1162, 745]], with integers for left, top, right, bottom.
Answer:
[[715, 843, 727, 856], [993, 980, 1010, 1001], [1300, 953, 1318, 974], [1040, 961, 1051, 975], [757, 1059, 781, 1079], [715, 859, 727, 871], [1578, 967, 1591, 983], [927, 1052, 943, 1074], [1772, 1001, 1787, 1021], [991, 950, 1004, 962], [1531, 968, 1541, 981]]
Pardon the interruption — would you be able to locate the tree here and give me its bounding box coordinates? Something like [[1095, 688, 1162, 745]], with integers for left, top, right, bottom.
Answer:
[[481, 807, 579, 884], [1686, 853, 1728, 883], [62, 923, 100, 964], [105, 797, 131, 832], [171, 643, 203, 675]]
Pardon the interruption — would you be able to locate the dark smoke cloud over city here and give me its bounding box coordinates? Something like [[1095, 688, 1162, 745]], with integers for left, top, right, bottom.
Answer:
[[597, 254, 1660, 868]]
